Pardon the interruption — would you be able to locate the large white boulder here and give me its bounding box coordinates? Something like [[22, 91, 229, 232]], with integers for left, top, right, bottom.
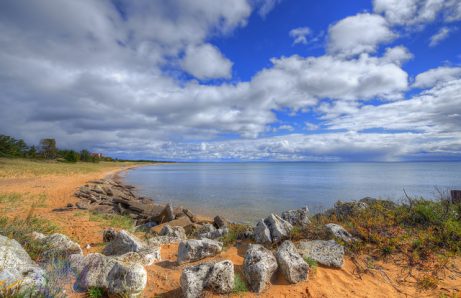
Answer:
[[276, 240, 308, 284], [297, 240, 344, 268], [243, 244, 278, 293], [177, 239, 223, 264]]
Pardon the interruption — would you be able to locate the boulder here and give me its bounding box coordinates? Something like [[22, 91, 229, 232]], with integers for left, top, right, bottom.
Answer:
[[213, 216, 227, 229], [297, 240, 344, 268], [183, 208, 198, 223], [326, 200, 368, 220], [147, 235, 184, 246], [199, 227, 228, 240], [281, 207, 311, 227], [103, 230, 145, 256], [151, 216, 192, 234], [275, 241, 308, 284], [253, 220, 272, 244], [159, 225, 187, 240], [177, 239, 223, 264], [32, 232, 83, 261], [72, 253, 147, 298], [254, 214, 293, 244], [103, 230, 161, 265], [103, 228, 118, 243], [325, 223, 356, 242], [180, 260, 234, 298], [0, 235, 46, 295], [180, 263, 212, 298], [152, 203, 175, 223], [243, 244, 278, 293], [198, 223, 216, 234]]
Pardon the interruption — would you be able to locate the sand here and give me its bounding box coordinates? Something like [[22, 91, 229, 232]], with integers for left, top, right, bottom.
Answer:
[[1, 165, 460, 297]]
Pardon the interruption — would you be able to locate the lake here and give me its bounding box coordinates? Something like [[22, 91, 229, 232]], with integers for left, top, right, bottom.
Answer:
[[122, 162, 461, 223]]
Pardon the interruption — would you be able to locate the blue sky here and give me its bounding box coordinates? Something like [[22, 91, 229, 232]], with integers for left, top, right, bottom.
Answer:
[[0, 0, 461, 161]]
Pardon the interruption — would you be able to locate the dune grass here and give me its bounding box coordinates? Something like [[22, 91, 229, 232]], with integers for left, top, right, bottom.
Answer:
[[0, 158, 140, 179]]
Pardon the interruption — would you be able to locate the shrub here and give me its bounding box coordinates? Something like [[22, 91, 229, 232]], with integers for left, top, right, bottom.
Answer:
[[87, 287, 105, 298]]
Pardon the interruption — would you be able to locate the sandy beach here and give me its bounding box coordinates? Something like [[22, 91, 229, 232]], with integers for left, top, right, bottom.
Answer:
[[1, 159, 460, 297]]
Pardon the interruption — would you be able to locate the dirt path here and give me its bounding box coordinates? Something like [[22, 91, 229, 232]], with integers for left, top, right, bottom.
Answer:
[[1, 165, 460, 298]]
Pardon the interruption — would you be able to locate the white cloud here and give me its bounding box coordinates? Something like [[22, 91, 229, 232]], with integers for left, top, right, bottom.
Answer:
[[414, 66, 461, 88], [289, 27, 311, 45], [181, 43, 233, 79], [327, 13, 397, 57], [255, 0, 283, 17], [429, 26, 454, 47], [373, 0, 461, 26]]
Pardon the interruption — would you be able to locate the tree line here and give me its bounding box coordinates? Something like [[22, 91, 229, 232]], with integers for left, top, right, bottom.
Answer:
[[0, 135, 113, 163]]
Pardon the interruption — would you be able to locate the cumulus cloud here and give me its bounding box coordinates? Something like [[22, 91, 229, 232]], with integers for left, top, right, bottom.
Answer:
[[413, 66, 461, 88], [181, 43, 233, 79], [327, 13, 397, 57], [373, 0, 461, 26], [289, 27, 311, 45], [429, 26, 454, 46], [255, 0, 283, 17]]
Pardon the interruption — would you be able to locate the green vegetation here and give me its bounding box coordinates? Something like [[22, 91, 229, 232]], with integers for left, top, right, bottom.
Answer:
[[219, 223, 251, 248], [87, 287, 105, 298], [0, 214, 59, 260], [232, 273, 248, 294], [88, 211, 135, 230], [304, 256, 318, 274]]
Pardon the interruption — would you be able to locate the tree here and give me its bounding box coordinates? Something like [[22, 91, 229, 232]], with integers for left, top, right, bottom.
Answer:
[[63, 150, 79, 163], [80, 149, 91, 162], [39, 138, 57, 159], [27, 145, 37, 158]]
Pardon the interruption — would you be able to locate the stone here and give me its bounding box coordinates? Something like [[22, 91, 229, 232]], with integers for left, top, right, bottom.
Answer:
[[183, 208, 198, 223], [254, 214, 293, 244], [213, 216, 227, 229], [153, 203, 175, 223], [0, 235, 46, 295], [326, 200, 368, 220], [103, 230, 145, 256], [253, 220, 272, 244], [297, 240, 344, 268], [32, 232, 83, 261], [177, 239, 223, 264], [180, 263, 212, 298], [151, 216, 192, 234], [206, 260, 234, 294], [72, 253, 147, 298], [147, 235, 183, 246], [243, 244, 278, 293], [281, 207, 311, 227], [198, 223, 216, 234], [159, 224, 187, 240], [115, 247, 161, 266], [275, 241, 308, 284], [199, 227, 228, 240], [325, 223, 356, 242], [180, 260, 234, 298], [103, 228, 118, 243]]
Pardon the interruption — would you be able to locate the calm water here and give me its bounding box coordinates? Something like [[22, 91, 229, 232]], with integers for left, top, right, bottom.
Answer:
[[122, 162, 461, 223]]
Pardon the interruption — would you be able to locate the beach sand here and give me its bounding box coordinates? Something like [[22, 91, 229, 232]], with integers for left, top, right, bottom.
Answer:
[[1, 162, 460, 297]]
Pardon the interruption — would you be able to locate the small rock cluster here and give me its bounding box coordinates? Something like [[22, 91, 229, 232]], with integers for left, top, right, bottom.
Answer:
[[254, 213, 293, 244]]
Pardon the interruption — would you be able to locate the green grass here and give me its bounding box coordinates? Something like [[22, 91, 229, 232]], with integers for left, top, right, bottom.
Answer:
[[0, 158, 140, 178], [88, 211, 135, 230], [219, 223, 252, 248], [87, 287, 105, 298], [232, 273, 248, 294], [304, 256, 318, 274], [0, 214, 59, 260]]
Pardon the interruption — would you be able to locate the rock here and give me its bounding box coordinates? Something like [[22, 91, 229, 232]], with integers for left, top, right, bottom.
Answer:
[[199, 227, 228, 240], [153, 203, 175, 223], [275, 241, 308, 284], [66, 203, 74, 208], [103, 230, 145, 256], [180, 263, 212, 298], [213, 216, 227, 229], [177, 239, 223, 264], [103, 230, 160, 265], [326, 200, 368, 220], [151, 216, 192, 234], [160, 225, 187, 240], [254, 214, 293, 244], [183, 208, 198, 223], [325, 223, 356, 242], [0, 235, 46, 295], [243, 244, 278, 293], [198, 223, 216, 234], [72, 253, 147, 298], [297, 240, 344, 268], [32, 232, 83, 261], [103, 228, 118, 243], [281, 207, 311, 227], [253, 220, 272, 244], [236, 225, 254, 240], [146, 235, 183, 246], [206, 260, 234, 294], [180, 260, 234, 298]]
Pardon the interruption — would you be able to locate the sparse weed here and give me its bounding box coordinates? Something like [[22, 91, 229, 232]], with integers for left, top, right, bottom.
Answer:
[[89, 211, 134, 230], [232, 273, 248, 293]]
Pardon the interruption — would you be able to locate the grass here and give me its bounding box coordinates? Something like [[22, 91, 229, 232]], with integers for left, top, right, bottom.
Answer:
[[86, 287, 105, 298], [0, 158, 140, 179], [0, 213, 59, 260], [88, 211, 135, 230], [219, 223, 252, 248], [304, 256, 318, 274], [232, 273, 248, 294]]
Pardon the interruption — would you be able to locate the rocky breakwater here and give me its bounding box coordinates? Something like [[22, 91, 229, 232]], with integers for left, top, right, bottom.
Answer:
[[71, 178, 202, 228]]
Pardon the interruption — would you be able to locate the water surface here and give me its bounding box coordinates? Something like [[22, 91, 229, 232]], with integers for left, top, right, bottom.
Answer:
[[123, 162, 461, 223]]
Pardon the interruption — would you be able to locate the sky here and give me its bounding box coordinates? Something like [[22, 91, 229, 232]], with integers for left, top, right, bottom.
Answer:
[[1, 0, 461, 161]]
